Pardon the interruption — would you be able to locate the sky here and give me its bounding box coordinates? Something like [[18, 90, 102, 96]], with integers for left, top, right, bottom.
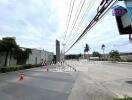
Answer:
[[0, 0, 132, 54]]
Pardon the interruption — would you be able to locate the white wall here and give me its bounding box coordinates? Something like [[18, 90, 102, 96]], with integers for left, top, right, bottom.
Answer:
[[26, 49, 54, 64], [26, 49, 41, 64], [0, 49, 54, 66], [0, 52, 17, 67]]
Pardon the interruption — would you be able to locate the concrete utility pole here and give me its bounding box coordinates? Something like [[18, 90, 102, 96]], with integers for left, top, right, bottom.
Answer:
[[62, 43, 66, 63]]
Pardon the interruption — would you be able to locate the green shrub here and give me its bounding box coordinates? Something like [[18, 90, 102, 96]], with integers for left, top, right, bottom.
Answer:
[[0, 64, 41, 73], [114, 97, 132, 100]]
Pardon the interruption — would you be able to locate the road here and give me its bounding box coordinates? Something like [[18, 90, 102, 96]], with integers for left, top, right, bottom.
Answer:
[[0, 60, 132, 100], [0, 64, 77, 100], [67, 60, 132, 100]]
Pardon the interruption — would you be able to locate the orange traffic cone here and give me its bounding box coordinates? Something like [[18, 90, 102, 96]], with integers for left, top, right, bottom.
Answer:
[[19, 72, 24, 81]]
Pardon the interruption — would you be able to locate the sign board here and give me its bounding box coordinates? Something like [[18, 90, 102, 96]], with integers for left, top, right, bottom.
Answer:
[[112, 5, 127, 16], [115, 12, 131, 35], [113, 1, 132, 35]]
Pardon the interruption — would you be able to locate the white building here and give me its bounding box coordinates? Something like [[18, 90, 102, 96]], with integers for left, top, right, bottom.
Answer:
[[26, 49, 54, 65], [0, 49, 54, 66]]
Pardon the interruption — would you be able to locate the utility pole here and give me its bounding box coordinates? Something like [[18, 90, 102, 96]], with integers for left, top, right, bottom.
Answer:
[[62, 43, 66, 64]]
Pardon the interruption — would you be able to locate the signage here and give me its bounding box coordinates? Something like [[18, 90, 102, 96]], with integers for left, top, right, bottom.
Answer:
[[112, 5, 127, 16], [113, 1, 132, 35]]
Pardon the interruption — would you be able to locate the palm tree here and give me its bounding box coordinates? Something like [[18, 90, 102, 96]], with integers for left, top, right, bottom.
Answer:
[[101, 44, 105, 60], [84, 44, 90, 60]]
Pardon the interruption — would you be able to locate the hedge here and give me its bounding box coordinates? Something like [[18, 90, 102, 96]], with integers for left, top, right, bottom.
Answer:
[[114, 97, 132, 100], [0, 64, 41, 73]]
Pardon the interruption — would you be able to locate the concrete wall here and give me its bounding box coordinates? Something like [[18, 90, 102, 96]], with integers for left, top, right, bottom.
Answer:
[[0, 52, 6, 66], [120, 55, 132, 61], [26, 49, 41, 65], [0, 49, 54, 66], [0, 52, 17, 67], [9, 54, 17, 65], [26, 49, 54, 65]]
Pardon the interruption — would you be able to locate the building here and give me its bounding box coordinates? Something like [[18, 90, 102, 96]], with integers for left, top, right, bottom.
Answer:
[[26, 49, 54, 65], [119, 52, 132, 61], [0, 48, 54, 67]]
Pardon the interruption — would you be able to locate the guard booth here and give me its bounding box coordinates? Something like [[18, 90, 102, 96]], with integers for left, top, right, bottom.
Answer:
[[113, 0, 132, 38]]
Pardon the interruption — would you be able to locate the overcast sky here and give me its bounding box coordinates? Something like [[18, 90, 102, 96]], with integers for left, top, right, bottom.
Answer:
[[0, 0, 132, 54]]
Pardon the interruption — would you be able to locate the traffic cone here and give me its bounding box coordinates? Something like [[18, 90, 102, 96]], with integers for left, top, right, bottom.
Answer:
[[19, 72, 24, 81]]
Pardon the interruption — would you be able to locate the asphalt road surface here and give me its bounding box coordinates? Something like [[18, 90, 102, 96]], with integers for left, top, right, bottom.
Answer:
[[0, 60, 132, 100], [0, 64, 78, 100]]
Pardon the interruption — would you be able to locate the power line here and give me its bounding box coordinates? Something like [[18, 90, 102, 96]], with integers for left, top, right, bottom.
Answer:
[[65, 0, 86, 44], [66, 0, 96, 47], [63, 0, 76, 43], [63, 0, 73, 42], [65, 0, 118, 53], [66, 23, 87, 49], [65, 0, 104, 49]]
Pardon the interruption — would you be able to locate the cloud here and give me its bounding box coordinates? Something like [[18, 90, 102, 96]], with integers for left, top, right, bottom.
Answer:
[[0, 0, 131, 54], [0, 0, 61, 53]]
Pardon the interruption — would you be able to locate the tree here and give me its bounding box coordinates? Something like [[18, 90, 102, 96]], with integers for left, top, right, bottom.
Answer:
[[66, 54, 79, 60], [101, 44, 105, 54], [79, 53, 81, 58], [0, 37, 32, 66], [0, 37, 19, 66], [109, 50, 120, 62], [92, 51, 101, 57], [16, 48, 32, 64], [84, 44, 90, 53], [101, 44, 105, 60], [84, 44, 90, 60]]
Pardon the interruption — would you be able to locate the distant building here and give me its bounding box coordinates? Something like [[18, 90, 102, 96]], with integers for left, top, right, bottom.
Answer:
[[81, 52, 132, 61], [119, 52, 132, 61]]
